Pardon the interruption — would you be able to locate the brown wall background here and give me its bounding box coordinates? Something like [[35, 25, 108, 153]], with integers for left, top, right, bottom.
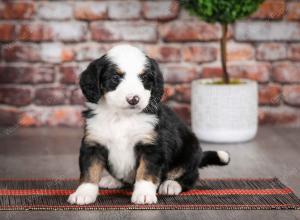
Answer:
[[0, 0, 300, 127]]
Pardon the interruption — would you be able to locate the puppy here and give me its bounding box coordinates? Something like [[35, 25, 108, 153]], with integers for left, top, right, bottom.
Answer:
[[68, 44, 230, 205]]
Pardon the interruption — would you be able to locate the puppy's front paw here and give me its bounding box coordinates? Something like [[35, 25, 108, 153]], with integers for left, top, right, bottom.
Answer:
[[158, 180, 182, 195], [131, 190, 157, 204], [99, 175, 123, 189], [131, 180, 157, 204], [68, 183, 98, 205]]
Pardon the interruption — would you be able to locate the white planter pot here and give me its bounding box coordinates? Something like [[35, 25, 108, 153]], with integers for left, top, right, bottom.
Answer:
[[191, 78, 258, 143]]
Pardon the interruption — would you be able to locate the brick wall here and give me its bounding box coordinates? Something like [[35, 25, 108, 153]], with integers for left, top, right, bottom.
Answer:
[[0, 0, 300, 127]]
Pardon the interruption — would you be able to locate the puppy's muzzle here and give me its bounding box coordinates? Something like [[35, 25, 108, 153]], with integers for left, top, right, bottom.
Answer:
[[126, 95, 140, 106]]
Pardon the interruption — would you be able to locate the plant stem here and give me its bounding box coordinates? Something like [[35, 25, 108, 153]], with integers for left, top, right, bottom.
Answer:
[[220, 23, 229, 84]]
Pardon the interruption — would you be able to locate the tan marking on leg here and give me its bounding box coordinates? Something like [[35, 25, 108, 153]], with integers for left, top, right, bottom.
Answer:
[[81, 160, 104, 184], [166, 167, 185, 180], [136, 158, 159, 184], [136, 159, 146, 180]]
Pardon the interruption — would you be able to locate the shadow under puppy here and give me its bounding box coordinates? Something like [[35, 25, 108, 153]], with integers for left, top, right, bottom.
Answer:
[[68, 44, 230, 205]]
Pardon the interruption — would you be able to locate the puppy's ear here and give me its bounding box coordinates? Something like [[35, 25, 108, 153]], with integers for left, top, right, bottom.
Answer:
[[149, 58, 164, 101], [80, 56, 106, 103]]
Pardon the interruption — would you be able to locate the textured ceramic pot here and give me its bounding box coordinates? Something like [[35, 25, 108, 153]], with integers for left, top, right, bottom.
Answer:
[[191, 78, 258, 143]]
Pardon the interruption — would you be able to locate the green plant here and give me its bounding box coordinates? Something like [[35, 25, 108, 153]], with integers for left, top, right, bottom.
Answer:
[[181, 0, 264, 84]]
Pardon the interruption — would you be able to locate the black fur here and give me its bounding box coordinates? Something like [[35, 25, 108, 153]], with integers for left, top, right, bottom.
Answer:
[[79, 58, 103, 103], [147, 105, 203, 190], [78, 52, 230, 193], [79, 141, 108, 181], [199, 151, 230, 168], [80, 55, 124, 104]]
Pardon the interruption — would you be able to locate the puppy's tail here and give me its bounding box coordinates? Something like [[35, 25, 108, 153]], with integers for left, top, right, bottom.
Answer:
[[199, 151, 230, 168]]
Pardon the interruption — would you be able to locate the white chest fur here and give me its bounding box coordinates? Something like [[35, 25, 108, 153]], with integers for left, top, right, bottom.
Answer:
[[85, 104, 158, 183]]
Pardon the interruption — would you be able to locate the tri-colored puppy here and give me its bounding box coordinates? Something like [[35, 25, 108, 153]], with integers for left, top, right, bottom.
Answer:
[[68, 45, 230, 205]]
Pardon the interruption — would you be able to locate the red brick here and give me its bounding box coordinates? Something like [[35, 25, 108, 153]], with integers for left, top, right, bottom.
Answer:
[[0, 65, 55, 84], [229, 63, 271, 82], [70, 88, 85, 105], [162, 85, 175, 102], [0, 107, 19, 126], [61, 48, 75, 62], [202, 63, 271, 83], [60, 65, 80, 84], [286, 2, 300, 20], [18, 23, 53, 42], [259, 107, 299, 126], [51, 22, 87, 42], [256, 43, 287, 61], [283, 85, 300, 107], [179, 10, 197, 20], [19, 22, 87, 42], [0, 2, 35, 19], [0, 24, 15, 42], [251, 0, 285, 20], [32, 66, 55, 84], [183, 45, 217, 63], [75, 2, 107, 20], [91, 22, 157, 42], [2, 43, 40, 62], [235, 21, 300, 41], [160, 21, 220, 42], [161, 64, 198, 84], [259, 84, 282, 106], [19, 108, 39, 127], [145, 45, 180, 62], [174, 84, 191, 103], [38, 2, 73, 20], [226, 25, 234, 39], [45, 107, 83, 127], [143, 0, 179, 21], [0, 87, 32, 106], [272, 62, 300, 83], [19, 107, 83, 127], [168, 102, 191, 124], [288, 44, 300, 61], [75, 43, 109, 61], [227, 43, 254, 61], [108, 1, 141, 20], [41, 43, 74, 63], [201, 67, 223, 78], [35, 87, 69, 106]]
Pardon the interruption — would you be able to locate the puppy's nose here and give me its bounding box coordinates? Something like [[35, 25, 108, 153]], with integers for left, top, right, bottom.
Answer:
[[126, 95, 140, 106]]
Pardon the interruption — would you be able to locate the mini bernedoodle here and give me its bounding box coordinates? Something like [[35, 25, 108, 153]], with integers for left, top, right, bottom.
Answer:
[[68, 44, 230, 205]]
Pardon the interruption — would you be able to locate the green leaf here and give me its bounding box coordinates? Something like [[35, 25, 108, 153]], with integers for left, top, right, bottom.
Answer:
[[181, 0, 265, 24]]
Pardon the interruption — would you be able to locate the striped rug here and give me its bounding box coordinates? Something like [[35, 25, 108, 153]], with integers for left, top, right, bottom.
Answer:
[[0, 178, 299, 210]]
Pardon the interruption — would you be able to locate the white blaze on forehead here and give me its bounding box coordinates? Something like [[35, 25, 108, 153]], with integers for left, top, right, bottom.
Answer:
[[107, 44, 147, 74], [104, 44, 151, 111]]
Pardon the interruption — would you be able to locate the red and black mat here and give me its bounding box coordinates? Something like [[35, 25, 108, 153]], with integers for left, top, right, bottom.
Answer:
[[0, 178, 299, 210]]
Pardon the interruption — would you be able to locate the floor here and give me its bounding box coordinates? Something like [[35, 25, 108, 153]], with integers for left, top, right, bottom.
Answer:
[[0, 127, 299, 220]]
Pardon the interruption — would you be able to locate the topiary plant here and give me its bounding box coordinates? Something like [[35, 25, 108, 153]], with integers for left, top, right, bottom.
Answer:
[[181, 0, 264, 84]]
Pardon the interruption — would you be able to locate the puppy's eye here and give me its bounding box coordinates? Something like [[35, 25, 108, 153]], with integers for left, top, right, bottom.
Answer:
[[140, 73, 152, 81], [111, 74, 121, 83]]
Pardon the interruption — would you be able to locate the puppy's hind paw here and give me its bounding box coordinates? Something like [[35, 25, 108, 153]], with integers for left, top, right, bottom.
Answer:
[[99, 175, 123, 189]]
